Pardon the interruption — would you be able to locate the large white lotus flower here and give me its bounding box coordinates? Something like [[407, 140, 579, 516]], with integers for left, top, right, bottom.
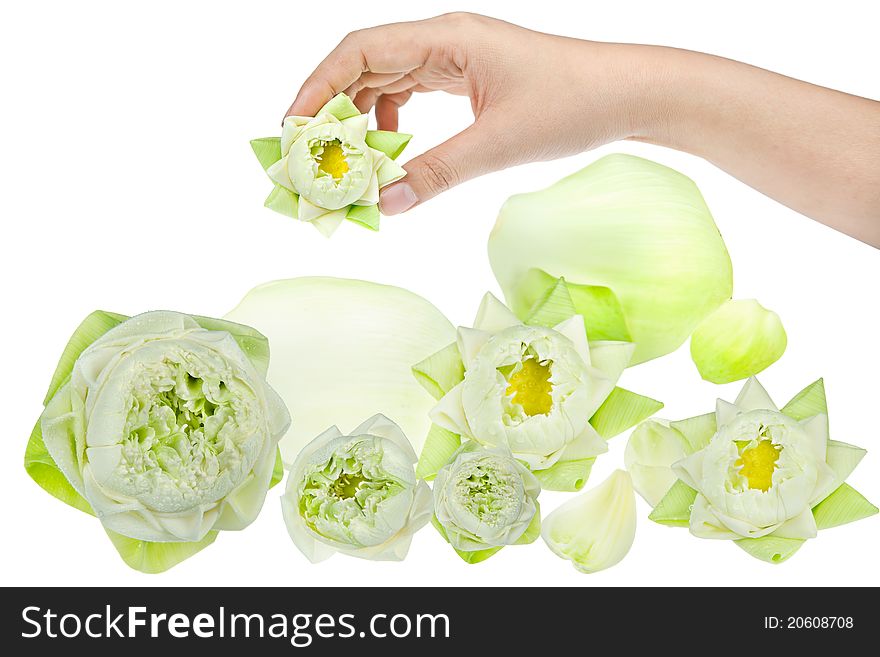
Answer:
[[646, 377, 877, 563], [251, 93, 410, 236], [29, 311, 290, 572], [413, 286, 662, 491], [432, 443, 541, 563], [542, 470, 636, 574], [281, 414, 432, 562]]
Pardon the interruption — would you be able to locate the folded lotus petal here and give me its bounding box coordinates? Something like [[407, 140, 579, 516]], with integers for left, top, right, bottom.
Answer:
[[456, 327, 492, 369], [771, 506, 818, 540], [552, 315, 592, 365], [429, 382, 471, 438], [310, 208, 347, 237], [267, 157, 295, 191], [472, 292, 521, 332], [734, 377, 778, 412], [587, 341, 635, 387]]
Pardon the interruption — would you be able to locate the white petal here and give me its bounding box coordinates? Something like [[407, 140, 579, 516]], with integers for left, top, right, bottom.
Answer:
[[552, 315, 592, 366], [310, 208, 347, 237], [587, 341, 635, 386], [734, 377, 778, 411], [688, 494, 743, 540], [715, 399, 741, 426], [472, 292, 521, 332], [267, 157, 296, 191], [351, 414, 418, 462], [772, 506, 818, 539], [297, 196, 330, 222], [672, 450, 706, 491], [456, 327, 491, 368], [340, 113, 369, 139], [799, 413, 829, 461], [280, 116, 312, 155], [429, 382, 471, 439]]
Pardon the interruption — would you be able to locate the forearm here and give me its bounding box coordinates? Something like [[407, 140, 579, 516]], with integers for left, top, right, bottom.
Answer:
[[620, 45, 880, 246]]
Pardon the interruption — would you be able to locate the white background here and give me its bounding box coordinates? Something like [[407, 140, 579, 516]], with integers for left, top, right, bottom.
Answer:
[[1, 0, 877, 587]]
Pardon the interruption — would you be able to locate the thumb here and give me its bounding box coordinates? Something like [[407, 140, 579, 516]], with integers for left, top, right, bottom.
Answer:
[[379, 118, 511, 215]]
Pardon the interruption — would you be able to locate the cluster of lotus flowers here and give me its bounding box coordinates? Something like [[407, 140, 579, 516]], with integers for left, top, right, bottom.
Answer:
[[25, 129, 875, 574]]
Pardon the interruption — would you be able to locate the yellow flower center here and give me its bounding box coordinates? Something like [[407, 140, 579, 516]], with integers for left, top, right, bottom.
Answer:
[[506, 358, 553, 416], [736, 439, 781, 492], [316, 140, 349, 180]]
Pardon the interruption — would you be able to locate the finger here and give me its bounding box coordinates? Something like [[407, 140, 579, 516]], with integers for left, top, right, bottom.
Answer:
[[352, 87, 382, 114], [380, 115, 513, 215], [286, 21, 435, 118], [344, 71, 409, 98], [375, 91, 413, 132]]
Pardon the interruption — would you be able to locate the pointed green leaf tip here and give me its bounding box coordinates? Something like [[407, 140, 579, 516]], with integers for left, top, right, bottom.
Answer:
[[416, 424, 461, 481], [649, 480, 698, 527], [320, 92, 361, 121], [106, 529, 218, 574], [412, 342, 465, 400], [526, 277, 577, 328], [781, 378, 826, 421], [250, 137, 282, 171], [735, 536, 805, 564], [589, 387, 664, 439], [366, 130, 412, 160], [534, 458, 595, 492], [264, 185, 299, 219], [690, 299, 787, 384], [812, 484, 878, 530], [346, 204, 380, 231]]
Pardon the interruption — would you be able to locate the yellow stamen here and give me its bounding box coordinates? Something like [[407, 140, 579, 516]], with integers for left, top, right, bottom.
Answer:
[[506, 358, 553, 416], [317, 140, 349, 180], [332, 472, 365, 499], [736, 439, 781, 492]]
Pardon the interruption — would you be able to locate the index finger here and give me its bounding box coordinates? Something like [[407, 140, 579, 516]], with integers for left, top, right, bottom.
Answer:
[[286, 19, 436, 118]]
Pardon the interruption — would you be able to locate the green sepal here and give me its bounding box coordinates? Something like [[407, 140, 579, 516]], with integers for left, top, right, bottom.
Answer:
[[105, 529, 219, 574], [589, 387, 663, 439], [649, 479, 698, 527], [270, 448, 284, 488], [250, 137, 282, 171], [431, 516, 502, 564], [525, 277, 577, 328], [365, 130, 412, 160], [812, 483, 878, 530], [534, 458, 595, 492], [45, 310, 127, 404], [346, 204, 380, 231], [669, 412, 717, 453], [735, 536, 805, 564], [25, 419, 93, 516], [416, 424, 461, 481], [320, 93, 361, 121], [515, 270, 631, 342], [781, 378, 826, 421], [264, 185, 299, 219], [412, 342, 464, 400]]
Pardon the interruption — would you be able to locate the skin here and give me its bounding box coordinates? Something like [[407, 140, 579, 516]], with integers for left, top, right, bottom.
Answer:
[[287, 13, 880, 247]]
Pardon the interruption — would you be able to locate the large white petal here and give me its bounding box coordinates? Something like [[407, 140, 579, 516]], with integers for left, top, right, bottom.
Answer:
[[472, 292, 522, 332], [734, 377, 778, 412], [225, 277, 455, 460], [552, 315, 592, 366]]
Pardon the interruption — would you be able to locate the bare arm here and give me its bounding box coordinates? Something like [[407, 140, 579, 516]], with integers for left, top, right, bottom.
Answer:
[[288, 13, 880, 246]]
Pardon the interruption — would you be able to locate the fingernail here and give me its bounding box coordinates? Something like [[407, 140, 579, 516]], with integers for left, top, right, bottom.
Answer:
[[379, 183, 418, 216]]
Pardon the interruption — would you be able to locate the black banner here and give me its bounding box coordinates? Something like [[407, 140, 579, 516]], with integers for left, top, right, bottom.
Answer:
[[2, 587, 872, 652]]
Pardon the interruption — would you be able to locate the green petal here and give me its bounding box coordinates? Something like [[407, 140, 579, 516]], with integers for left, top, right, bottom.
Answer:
[[270, 448, 284, 488], [365, 130, 412, 160], [534, 458, 595, 492], [412, 342, 464, 400], [690, 299, 787, 384], [105, 529, 218, 574], [735, 536, 805, 564], [320, 93, 360, 121], [669, 412, 717, 453], [191, 315, 271, 377], [264, 185, 299, 218], [45, 310, 127, 404], [431, 516, 502, 564], [589, 387, 664, 439], [250, 137, 282, 171], [781, 378, 827, 421], [525, 277, 577, 328], [514, 503, 542, 545], [812, 484, 879, 530], [24, 419, 93, 516], [346, 204, 380, 231], [416, 424, 461, 481], [511, 269, 632, 342], [649, 480, 697, 527]]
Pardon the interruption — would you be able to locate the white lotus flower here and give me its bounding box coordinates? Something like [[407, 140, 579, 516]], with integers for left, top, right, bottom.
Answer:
[[251, 94, 409, 236], [647, 377, 877, 562], [34, 311, 290, 570], [432, 443, 541, 563], [542, 470, 637, 573], [281, 414, 432, 562], [425, 291, 646, 490]]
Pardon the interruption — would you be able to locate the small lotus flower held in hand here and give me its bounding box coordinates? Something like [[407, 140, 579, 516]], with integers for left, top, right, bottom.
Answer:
[[251, 93, 411, 236], [542, 470, 637, 574], [28, 311, 291, 573], [411, 284, 662, 491], [281, 414, 432, 562], [432, 443, 541, 563], [642, 377, 877, 563]]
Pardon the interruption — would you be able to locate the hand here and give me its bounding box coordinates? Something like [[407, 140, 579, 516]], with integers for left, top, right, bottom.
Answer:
[[287, 13, 650, 215]]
